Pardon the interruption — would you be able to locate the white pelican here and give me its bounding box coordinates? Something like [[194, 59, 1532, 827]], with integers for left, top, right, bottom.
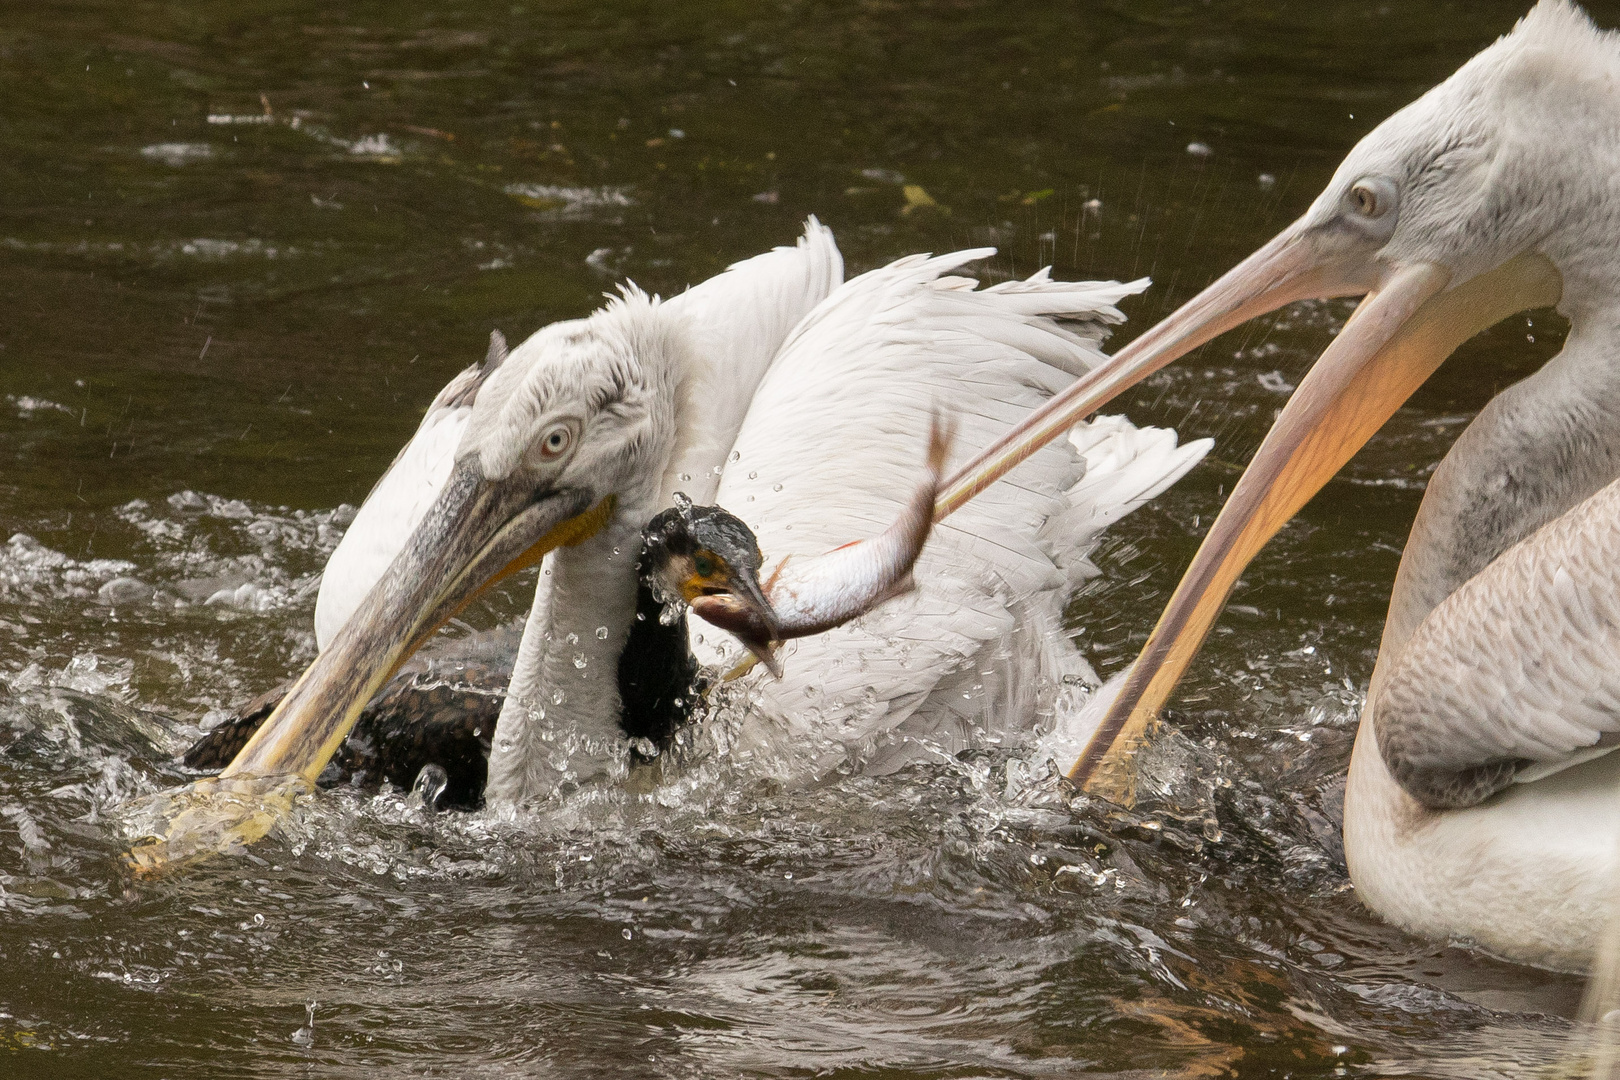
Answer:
[[137, 221, 1209, 864], [935, 0, 1620, 971]]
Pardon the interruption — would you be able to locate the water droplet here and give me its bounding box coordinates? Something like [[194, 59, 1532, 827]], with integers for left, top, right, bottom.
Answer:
[[679, 472, 691, 482], [412, 763, 449, 810], [253, 913, 265, 927], [565, 632, 579, 646], [573, 654, 588, 669], [747, 471, 757, 479], [290, 1000, 317, 1047], [746, 495, 754, 502], [772, 483, 783, 492], [622, 927, 634, 940], [728, 450, 741, 463], [551, 689, 566, 706]]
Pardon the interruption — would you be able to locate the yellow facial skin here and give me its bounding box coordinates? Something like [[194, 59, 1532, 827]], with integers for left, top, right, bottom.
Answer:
[[680, 549, 736, 602]]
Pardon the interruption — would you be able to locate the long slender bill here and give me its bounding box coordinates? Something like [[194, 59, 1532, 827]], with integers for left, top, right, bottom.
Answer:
[[1069, 251, 1562, 802], [933, 221, 1371, 521], [125, 461, 615, 874]]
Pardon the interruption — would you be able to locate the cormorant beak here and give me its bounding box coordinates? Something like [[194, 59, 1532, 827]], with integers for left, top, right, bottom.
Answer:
[[127, 457, 615, 872], [1042, 232, 1562, 800], [690, 565, 784, 679]]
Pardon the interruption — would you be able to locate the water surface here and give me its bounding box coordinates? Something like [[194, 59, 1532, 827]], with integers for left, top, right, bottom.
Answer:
[[0, 2, 1596, 1076]]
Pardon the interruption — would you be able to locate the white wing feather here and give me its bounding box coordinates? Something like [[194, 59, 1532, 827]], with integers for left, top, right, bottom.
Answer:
[[657, 217, 842, 504], [690, 251, 1209, 778], [313, 359, 489, 650], [1376, 475, 1620, 805], [314, 221, 841, 651]]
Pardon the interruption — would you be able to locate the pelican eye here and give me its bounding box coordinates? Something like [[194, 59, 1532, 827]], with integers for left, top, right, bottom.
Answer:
[[1347, 179, 1393, 219], [538, 423, 573, 459]]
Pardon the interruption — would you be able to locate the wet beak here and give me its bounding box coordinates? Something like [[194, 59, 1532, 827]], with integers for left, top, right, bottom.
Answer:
[[1067, 248, 1562, 800], [691, 568, 784, 678], [127, 458, 615, 871]]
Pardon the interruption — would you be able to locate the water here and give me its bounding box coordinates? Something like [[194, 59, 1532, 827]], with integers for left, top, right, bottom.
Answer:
[[0, 1, 1599, 1075]]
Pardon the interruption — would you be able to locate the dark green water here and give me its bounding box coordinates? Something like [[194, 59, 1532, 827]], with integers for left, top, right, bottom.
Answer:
[[0, 2, 1607, 1076]]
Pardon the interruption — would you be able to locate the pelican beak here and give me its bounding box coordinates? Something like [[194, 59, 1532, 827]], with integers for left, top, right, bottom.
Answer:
[[935, 217, 1379, 518], [1066, 246, 1562, 799], [126, 458, 615, 872]]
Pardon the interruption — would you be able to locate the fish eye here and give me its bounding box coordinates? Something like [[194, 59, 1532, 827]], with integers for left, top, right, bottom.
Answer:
[[538, 423, 573, 459]]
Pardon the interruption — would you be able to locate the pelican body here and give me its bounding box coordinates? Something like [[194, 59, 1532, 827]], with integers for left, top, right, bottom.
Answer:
[[141, 221, 1209, 867]]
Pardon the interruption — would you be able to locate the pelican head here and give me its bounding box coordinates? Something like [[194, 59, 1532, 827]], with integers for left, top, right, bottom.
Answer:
[[938, 1, 1618, 788], [212, 289, 688, 791]]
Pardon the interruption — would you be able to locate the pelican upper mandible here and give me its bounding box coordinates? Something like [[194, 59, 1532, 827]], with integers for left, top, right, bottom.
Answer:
[[939, 0, 1620, 971], [140, 221, 1210, 865]]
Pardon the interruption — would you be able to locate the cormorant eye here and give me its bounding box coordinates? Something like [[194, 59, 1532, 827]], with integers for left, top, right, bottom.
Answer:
[[693, 553, 717, 578], [538, 423, 572, 459]]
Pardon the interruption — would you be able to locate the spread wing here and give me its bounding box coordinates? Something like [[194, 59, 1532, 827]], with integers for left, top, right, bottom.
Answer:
[[656, 216, 843, 505], [1376, 475, 1620, 808], [690, 250, 1208, 776]]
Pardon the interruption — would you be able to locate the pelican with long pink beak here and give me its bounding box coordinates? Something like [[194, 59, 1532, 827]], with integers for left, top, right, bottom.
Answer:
[[938, 0, 1620, 971]]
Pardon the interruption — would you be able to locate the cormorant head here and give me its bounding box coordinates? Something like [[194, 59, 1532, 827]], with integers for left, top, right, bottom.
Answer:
[[640, 494, 781, 672]]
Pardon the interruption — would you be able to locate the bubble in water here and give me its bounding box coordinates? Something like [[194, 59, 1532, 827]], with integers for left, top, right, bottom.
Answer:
[[595, 626, 609, 640]]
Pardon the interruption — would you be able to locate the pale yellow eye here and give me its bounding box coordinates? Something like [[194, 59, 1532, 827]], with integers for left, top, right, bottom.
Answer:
[[538, 424, 572, 459], [1350, 184, 1379, 216]]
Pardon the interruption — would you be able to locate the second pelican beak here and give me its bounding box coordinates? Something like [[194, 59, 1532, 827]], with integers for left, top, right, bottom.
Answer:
[[934, 218, 1378, 519], [1068, 249, 1562, 799], [128, 456, 615, 870]]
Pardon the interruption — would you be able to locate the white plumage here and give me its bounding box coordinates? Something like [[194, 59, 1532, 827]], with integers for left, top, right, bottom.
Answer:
[[688, 251, 1207, 777], [1014, 0, 1620, 972], [307, 220, 1209, 804]]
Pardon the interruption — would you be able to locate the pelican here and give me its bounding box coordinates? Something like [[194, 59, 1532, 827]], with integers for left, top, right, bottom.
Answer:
[[933, 0, 1620, 971], [139, 221, 1209, 864]]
